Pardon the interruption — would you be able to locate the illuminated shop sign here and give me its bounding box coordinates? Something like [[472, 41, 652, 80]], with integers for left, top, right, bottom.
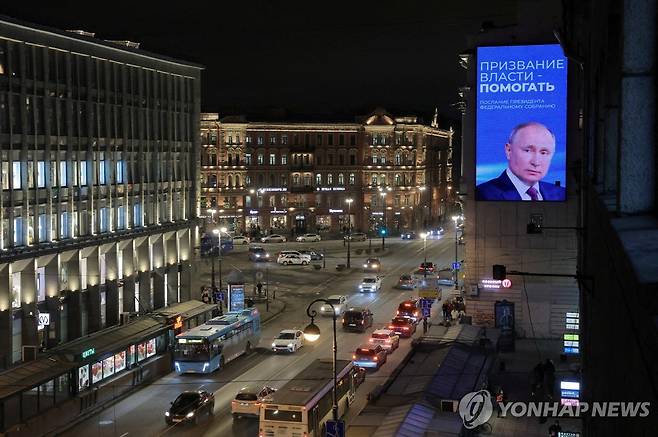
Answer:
[[371, 212, 383, 216], [329, 209, 344, 213], [480, 278, 512, 289], [81, 348, 95, 359], [563, 333, 579, 354], [318, 187, 346, 191], [249, 210, 259, 215], [261, 188, 287, 192], [560, 381, 580, 406], [270, 209, 287, 214], [565, 311, 580, 330]]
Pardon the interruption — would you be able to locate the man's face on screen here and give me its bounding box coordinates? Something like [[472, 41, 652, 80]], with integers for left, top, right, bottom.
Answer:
[[505, 124, 556, 185]]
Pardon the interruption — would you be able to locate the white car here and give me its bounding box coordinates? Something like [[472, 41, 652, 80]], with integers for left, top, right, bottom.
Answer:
[[231, 385, 276, 418], [359, 276, 382, 292], [261, 234, 287, 243], [277, 254, 309, 265], [271, 329, 304, 353], [232, 235, 250, 245], [278, 250, 312, 262], [369, 329, 400, 353], [296, 233, 321, 242], [320, 295, 348, 316]]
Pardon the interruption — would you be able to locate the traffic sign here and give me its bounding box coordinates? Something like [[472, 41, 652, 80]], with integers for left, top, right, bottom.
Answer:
[[418, 288, 440, 299], [452, 262, 461, 270], [326, 419, 345, 437]]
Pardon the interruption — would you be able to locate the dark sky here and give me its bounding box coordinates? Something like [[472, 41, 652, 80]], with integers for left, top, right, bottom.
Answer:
[[1, 1, 518, 125]]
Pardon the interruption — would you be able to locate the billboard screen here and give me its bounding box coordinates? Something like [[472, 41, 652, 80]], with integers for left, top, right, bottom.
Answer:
[[475, 44, 568, 201]]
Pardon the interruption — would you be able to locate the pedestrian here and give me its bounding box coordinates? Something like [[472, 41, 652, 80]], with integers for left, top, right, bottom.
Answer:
[[544, 359, 556, 399], [495, 389, 505, 418], [442, 302, 449, 321], [533, 361, 545, 395], [201, 288, 211, 304], [422, 317, 428, 334], [451, 307, 459, 321], [257, 281, 263, 296], [548, 420, 562, 437]]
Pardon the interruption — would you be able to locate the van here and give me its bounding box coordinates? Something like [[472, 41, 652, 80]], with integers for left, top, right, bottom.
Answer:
[[342, 307, 373, 332]]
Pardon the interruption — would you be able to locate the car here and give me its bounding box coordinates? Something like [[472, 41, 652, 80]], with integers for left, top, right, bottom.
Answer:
[[271, 329, 304, 352], [428, 228, 445, 239], [369, 329, 400, 353], [401, 231, 417, 240], [363, 258, 381, 272], [298, 249, 324, 261], [352, 344, 387, 369], [396, 299, 421, 323], [278, 250, 312, 262], [342, 307, 374, 332], [359, 276, 382, 292], [261, 234, 287, 243], [296, 233, 321, 242], [397, 274, 415, 289], [165, 390, 215, 425], [320, 295, 348, 316], [345, 232, 367, 242], [277, 253, 309, 265], [248, 246, 271, 262], [232, 235, 250, 245], [437, 268, 454, 286], [388, 317, 417, 338], [418, 262, 435, 273], [231, 385, 276, 419]]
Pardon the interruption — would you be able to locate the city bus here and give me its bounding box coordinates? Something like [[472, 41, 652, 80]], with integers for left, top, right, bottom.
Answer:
[[173, 308, 260, 373], [258, 359, 357, 437], [200, 232, 234, 257]]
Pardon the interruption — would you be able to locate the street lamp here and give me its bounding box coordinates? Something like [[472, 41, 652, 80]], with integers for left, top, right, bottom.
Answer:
[[212, 227, 228, 298], [207, 208, 217, 224], [380, 192, 387, 249], [420, 232, 428, 278], [346, 198, 353, 268], [451, 215, 459, 288], [303, 299, 339, 422]]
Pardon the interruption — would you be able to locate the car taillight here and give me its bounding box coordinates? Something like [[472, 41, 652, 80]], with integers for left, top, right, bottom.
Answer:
[[353, 354, 357, 359], [386, 339, 391, 343], [403, 327, 409, 330], [342, 318, 345, 323], [396, 310, 399, 315], [374, 356, 378, 361], [368, 338, 373, 342], [361, 320, 364, 325], [388, 325, 395, 330]]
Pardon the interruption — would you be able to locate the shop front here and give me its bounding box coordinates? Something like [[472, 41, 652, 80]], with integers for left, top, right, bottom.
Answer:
[[293, 213, 308, 234], [269, 209, 288, 231], [245, 209, 263, 236], [316, 215, 331, 232]]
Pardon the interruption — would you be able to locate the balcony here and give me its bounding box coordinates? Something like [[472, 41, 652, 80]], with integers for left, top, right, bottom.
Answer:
[[290, 144, 314, 152], [289, 162, 315, 171], [289, 185, 315, 193]]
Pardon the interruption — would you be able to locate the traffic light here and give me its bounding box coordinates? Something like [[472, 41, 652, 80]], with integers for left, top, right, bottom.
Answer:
[[493, 264, 506, 280], [380, 228, 387, 236]]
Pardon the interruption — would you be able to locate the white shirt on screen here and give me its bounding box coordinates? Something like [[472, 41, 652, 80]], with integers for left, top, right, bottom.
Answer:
[[506, 168, 543, 201]]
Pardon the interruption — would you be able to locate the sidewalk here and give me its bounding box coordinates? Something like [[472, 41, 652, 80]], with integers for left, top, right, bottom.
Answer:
[[483, 337, 583, 436]]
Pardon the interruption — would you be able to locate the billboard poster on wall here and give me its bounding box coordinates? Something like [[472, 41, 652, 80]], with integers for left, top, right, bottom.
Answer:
[[475, 44, 568, 202]]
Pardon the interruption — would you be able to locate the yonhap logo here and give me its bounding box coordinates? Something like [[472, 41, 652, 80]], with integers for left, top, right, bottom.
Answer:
[[458, 390, 493, 429]]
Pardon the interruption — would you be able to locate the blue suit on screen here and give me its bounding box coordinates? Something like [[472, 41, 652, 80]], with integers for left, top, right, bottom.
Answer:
[[475, 171, 566, 201]]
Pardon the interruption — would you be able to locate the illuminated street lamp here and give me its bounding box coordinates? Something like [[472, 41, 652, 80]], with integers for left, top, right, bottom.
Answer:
[[207, 208, 217, 223], [211, 226, 228, 295], [380, 192, 387, 249], [345, 198, 353, 268], [303, 299, 338, 422], [451, 215, 460, 288]]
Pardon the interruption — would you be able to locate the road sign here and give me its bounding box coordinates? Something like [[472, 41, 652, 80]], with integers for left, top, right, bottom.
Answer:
[[326, 419, 345, 437], [37, 312, 50, 330], [452, 262, 461, 270], [418, 288, 440, 299]]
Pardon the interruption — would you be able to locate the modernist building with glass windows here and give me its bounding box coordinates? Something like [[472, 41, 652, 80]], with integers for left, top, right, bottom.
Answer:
[[0, 16, 202, 368], [200, 109, 456, 236]]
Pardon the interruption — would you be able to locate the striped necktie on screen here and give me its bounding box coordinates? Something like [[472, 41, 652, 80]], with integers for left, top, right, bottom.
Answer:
[[526, 186, 539, 201]]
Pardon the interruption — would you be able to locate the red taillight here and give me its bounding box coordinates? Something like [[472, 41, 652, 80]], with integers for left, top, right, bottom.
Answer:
[[374, 357, 378, 361], [353, 354, 357, 359], [385, 339, 391, 343], [368, 338, 373, 342], [396, 310, 400, 315], [388, 325, 395, 330], [361, 320, 364, 325], [403, 327, 409, 330]]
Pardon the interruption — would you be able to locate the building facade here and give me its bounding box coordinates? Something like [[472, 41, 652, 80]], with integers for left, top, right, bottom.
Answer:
[[200, 109, 455, 237], [0, 17, 202, 368]]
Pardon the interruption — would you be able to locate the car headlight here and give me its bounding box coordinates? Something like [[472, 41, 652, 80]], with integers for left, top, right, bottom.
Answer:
[[288, 343, 294, 348], [265, 253, 270, 257], [255, 254, 260, 258], [165, 411, 170, 417], [272, 342, 277, 347], [321, 306, 326, 311], [359, 285, 363, 289], [186, 412, 194, 418], [363, 264, 367, 268]]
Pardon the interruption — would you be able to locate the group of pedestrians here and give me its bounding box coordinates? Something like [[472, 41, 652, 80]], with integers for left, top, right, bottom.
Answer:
[[441, 297, 466, 323], [532, 358, 557, 400]]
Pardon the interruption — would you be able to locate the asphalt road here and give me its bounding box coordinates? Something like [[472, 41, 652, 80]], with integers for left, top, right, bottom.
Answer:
[[63, 235, 462, 437]]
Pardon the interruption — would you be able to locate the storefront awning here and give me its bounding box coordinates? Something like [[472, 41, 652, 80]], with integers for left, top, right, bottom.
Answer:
[[0, 357, 76, 400]]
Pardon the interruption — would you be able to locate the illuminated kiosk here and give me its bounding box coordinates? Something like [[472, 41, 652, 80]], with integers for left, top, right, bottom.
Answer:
[[225, 270, 246, 312]]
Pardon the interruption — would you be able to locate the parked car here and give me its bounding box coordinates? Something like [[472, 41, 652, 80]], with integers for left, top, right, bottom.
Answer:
[[165, 390, 215, 425], [261, 234, 287, 243], [345, 232, 367, 241], [401, 231, 417, 240], [358, 276, 382, 293], [388, 317, 417, 338], [271, 329, 304, 353], [298, 249, 324, 261], [396, 299, 421, 323], [296, 233, 321, 242], [277, 253, 309, 265], [369, 329, 400, 353], [363, 258, 381, 272], [248, 246, 271, 262], [232, 235, 250, 245], [231, 386, 276, 419], [342, 307, 374, 332], [397, 274, 415, 289], [437, 268, 454, 286], [278, 250, 311, 262], [320, 295, 348, 316], [352, 344, 387, 369]]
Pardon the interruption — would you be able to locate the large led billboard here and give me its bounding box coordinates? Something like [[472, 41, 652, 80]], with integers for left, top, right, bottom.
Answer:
[[475, 44, 567, 201]]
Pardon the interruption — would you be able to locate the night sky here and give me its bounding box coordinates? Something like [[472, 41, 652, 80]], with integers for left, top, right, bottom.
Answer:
[[1, 1, 518, 125]]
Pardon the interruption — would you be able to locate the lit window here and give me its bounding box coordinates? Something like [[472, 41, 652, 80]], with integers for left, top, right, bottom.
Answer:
[[99, 161, 106, 184], [257, 154, 264, 165], [116, 160, 124, 183], [315, 174, 322, 185], [327, 174, 333, 185], [60, 212, 70, 239], [59, 161, 67, 187], [269, 154, 276, 165], [117, 205, 126, 229], [281, 154, 287, 165], [13, 217, 24, 245], [133, 203, 142, 227], [79, 161, 88, 185], [100, 207, 109, 232], [245, 153, 252, 165], [338, 173, 344, 185], [372, 154, 377, 164], [349, 173, 355, 185], [37, 161, 46, 188], [38, 214, 48, 242], [12, 162, 21, 189]]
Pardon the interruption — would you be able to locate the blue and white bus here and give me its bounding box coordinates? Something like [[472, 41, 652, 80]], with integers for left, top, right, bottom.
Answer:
[[173, 308, 261, 374]]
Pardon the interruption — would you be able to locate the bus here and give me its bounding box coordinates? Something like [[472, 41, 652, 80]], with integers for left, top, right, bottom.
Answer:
[[200, 232, 234, 257], [173, 308, 260, 374], [258, 359, 357, 437]]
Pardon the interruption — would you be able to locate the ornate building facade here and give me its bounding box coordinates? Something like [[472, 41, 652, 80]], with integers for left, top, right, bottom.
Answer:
[[200, 109, 455, 236]]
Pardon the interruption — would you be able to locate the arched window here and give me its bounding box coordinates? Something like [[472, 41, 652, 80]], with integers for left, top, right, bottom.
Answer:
[[395, 151, 401, 165], [380, 174, 386, 186], [338, 173, 344, 185], [327, 173, 333, 185], [228, 154, 233, 165], [411, 150, 416, 164], [227, 175, 233, 187], [349, 173, 356, 185], [403, 151, 409, 164], [395, 174, 402, 186], [316, 174, 322, 185], [270, 174, 275, 186], [235, 174, 241, 187], [208, 174, 217, 187], [380, 153, 386, 165], [371, 174, 378, 185], [372, 152, 378, 164]]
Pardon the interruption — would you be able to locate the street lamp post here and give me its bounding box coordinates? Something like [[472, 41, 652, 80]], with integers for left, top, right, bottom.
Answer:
[[346, 198, 353, 268], [451, 215, 459, 289], [303, 299, 339, 422], [420, 232, 428, 279], [212, 227, 228, 296], [380, 192, 387, 250]]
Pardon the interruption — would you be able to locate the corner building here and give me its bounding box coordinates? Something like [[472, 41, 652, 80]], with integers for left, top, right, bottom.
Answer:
[[200, 109, 456, 236], [0, 17, 202, 367]]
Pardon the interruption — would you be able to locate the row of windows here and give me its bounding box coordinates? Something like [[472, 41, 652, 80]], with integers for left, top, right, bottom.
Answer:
[[1, 160, 124, 189], [205, 132, 359, 147], [203, 150, 428, 167]]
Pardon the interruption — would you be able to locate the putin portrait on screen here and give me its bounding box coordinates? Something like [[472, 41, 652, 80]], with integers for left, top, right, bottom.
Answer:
[[476, 122, 566, 201]]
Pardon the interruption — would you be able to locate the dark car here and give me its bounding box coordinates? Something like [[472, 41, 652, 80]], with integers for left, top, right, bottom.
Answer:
[[388, 317, 417, 338], [401, 231, 417, 240], [418, 262, 435, 273], [342, 307, 374, 332], [345, 232, 367, 242], [397, 274, 415, 289], [298, 249, 324, 261], [248, 246, 271, 262], [396, 299, 421, 323], [363, 258, 381, 272], [165, 390, 215, 425]]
